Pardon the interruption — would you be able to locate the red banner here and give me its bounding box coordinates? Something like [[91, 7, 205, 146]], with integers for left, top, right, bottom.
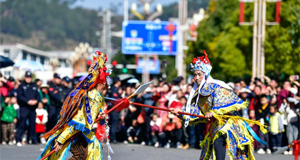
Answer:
[[239, 2, 245, 23], [275, 1, 281, 23]]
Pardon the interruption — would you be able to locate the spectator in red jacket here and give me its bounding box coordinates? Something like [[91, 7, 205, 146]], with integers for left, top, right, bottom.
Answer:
[[0, 73, 14, 98], [249, 85, 262, 110], [277, 81, 293, 108]]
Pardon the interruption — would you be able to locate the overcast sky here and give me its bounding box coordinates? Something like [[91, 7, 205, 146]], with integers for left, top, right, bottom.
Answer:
[[74, 0, 178, 13]]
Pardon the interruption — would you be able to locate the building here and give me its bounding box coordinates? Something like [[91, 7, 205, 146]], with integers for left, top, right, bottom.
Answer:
[[0, 43, 73, 80]]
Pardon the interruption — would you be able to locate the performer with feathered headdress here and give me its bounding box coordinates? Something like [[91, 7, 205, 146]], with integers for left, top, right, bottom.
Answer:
[[38, 51, 111, 160], [171, 50, 267, 160]]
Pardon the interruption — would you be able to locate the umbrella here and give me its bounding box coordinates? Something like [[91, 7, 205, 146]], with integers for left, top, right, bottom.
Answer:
[[127, 78, 139, 84], [14, 60, 45, 72], [117, 74, 134, 81], [0, 55, 14, 68]]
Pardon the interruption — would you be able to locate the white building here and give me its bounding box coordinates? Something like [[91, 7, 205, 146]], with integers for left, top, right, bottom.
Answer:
[[0, 43, 74, 80]]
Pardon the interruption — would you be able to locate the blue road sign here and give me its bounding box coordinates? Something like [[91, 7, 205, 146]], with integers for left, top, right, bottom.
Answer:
[[136, 59, 160, 74], [122, 20, 178, 55]]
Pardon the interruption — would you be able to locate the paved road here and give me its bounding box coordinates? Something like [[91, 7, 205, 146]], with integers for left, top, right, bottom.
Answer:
[[0, 143, 292, 160]]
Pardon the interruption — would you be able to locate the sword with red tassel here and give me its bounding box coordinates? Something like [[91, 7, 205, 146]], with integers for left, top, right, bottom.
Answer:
[[40, 81, 154, 160]]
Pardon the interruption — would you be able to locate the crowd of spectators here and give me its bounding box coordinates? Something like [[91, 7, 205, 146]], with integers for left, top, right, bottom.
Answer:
[[1, 71, 300, 156]]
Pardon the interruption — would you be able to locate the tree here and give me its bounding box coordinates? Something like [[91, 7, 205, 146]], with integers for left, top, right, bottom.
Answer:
[[0, 0, 99, 49], [188, 0, 300, 82]]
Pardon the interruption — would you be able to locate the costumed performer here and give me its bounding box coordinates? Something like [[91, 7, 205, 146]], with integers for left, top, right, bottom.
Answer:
[[171, 50, 267, 160], [38, 51, 111, 160]]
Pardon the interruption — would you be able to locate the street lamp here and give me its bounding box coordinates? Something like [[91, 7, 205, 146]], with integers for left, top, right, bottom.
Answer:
[[131, 3, 144, 20], [131, 1, 163, 21], [147, 3, 163, 21], [144, 2, 150, 15], [156, 3, 162, 13]]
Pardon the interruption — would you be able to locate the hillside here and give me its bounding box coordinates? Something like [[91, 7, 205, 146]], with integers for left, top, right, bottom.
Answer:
[[0, 0, 209, 51]]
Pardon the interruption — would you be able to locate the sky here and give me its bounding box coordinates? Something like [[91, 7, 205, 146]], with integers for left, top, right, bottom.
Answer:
[[74, 0, 178, 13]]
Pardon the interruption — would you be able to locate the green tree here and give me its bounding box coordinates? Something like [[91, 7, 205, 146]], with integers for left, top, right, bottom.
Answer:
[[0, 0, 99, 49], [188, 0, 300, 81]]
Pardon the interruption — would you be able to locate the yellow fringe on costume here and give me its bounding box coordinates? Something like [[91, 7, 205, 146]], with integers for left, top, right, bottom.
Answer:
[[38, 89, 105, 160], [212, 114, 268, 134]]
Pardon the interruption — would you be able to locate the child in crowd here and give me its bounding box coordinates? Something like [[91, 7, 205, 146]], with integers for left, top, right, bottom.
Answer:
[[169, 90, 183, 110], [10, 95, 19, 144], [269, 104, 283, 152], [161, 112, 182, 149], [116, 119, 127, 142], [249, 109, 259, 151], [150, 113, 162, 147], [256, 94, 271, 154], [180, 96, 190, 149], [35, 102, 48, 144], [127, 119, 142, 144], [1, 95, 17, 145]]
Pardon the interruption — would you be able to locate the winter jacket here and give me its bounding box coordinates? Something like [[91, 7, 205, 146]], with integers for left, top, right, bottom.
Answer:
[[0, 80, 14, 97], [1, 103, 17, 123]]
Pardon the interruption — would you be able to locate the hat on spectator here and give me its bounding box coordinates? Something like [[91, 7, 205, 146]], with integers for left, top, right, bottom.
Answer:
[[287, 97, 299, 104], [53, 73, 61, 79], [25, 71, 32, 78], [159, 77, 165, 83], [113, 76, 120, 85], [290, 88, 298, 95], [240, 88, 251, 93], [145, 87, 152, 92], [172, 77, 182, 85], [172, 85, 180, 91], [40, 83, 49, 88], [227, 82, 234, 89], [8, 76, 15, 82], [168, 112, 175, 119], [62, 76, 71, 83]]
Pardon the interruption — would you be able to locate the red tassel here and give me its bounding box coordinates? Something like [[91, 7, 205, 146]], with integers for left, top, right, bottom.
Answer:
[[96, 122, 108, 140], [293, 140, 299, 160], [115, 98, 130, 112], [205, 120, 213, 140]]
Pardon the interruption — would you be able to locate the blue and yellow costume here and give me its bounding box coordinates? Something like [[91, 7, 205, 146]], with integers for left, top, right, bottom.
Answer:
[[38, 89, 105, 160], [38, 51, 110, 160], [179, 51, 266, 160]]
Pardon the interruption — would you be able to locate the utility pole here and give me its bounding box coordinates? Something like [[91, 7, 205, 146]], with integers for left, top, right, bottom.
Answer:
[[252, 0, 258, 79], [124, 0, 128, 22], [177, 0, 188, 79], [239, 0, 280, 79], [101, 9, 112, 65], [261, 0, 267, 77]]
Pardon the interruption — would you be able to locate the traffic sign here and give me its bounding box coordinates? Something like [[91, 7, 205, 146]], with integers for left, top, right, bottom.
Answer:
[[122, 21, 178, 55], [136, 59, 160, 74]]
